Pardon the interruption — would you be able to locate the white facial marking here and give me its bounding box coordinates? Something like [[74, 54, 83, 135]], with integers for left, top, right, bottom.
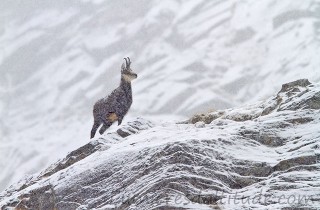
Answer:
[[123, 74, 136, 82]]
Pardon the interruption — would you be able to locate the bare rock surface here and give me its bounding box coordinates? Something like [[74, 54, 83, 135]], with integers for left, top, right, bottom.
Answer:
[[1, 80, 319, 210]]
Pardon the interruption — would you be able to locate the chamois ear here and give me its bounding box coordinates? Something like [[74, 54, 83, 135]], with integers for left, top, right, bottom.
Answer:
[[121, 63, 126, 71]]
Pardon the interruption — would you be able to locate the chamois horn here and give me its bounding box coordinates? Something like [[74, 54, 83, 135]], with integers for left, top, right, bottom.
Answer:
[[123, 57, 128, 68], [127, 57, 131, 66]]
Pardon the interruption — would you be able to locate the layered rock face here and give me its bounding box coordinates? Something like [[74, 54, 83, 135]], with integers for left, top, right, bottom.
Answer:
[[2, 0, 320, 192], [1, 79, 319, 210]]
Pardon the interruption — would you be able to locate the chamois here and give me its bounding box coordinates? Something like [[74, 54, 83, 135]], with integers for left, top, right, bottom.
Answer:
[[91, 57, 137, 139]]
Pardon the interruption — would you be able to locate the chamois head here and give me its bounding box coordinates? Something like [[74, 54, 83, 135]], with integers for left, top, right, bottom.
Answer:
[[121, 57, 137, 82]]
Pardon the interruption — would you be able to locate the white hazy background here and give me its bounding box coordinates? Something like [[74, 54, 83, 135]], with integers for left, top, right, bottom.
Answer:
[[0, 0, 319, 191]]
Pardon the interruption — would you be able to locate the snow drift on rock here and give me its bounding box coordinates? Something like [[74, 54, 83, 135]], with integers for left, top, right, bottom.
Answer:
[[1, 79, 319, 210], [1, 0, 320, 191]]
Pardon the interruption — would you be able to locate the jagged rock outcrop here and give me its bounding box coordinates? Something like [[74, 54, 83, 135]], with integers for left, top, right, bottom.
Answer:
[[3, 0, 320, 193], [1, 79, 320, 210]]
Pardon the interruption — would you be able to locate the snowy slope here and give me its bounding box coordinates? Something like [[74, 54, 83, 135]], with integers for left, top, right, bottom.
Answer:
[[0, 79, 319, 209], [1, 0, 320, 191]]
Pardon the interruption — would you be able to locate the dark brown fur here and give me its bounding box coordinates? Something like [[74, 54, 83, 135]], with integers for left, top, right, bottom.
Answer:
[[91, 57, 137, 139]]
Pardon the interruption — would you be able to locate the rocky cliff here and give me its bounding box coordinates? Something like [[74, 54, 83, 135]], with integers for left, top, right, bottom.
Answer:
[[2, 0, 320, 191], [1, 79, 319, 209]]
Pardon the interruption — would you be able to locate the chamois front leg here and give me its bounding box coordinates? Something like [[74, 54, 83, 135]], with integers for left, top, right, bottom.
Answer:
[[118, 116, 123, 125]]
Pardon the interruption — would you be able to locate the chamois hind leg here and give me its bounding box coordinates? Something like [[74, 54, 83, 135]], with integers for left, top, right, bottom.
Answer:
[[91, 118, 101, 139], [99, 112, 118, 135], [99, 121, 112, 135]]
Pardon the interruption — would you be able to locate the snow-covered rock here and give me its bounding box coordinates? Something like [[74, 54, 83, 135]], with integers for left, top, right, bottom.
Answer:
[[1, 79, 319, 210], [0, 0, 320, 190], [1, 0, 320, 191]]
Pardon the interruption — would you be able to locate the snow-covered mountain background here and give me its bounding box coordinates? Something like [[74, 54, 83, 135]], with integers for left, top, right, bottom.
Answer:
[[0, 0, 319, 191]]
